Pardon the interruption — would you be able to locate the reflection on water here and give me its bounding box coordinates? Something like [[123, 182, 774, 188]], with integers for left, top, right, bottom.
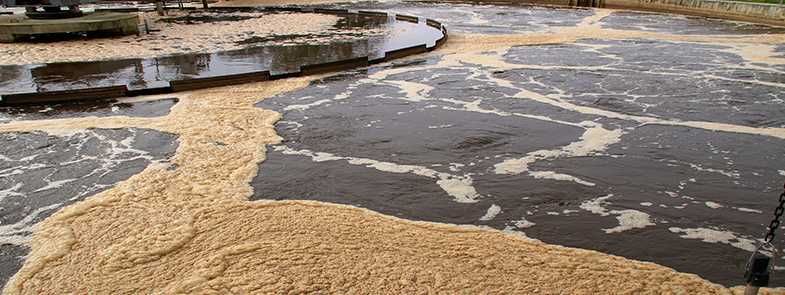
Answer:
[[0, 97, 178, 123], [28, 60, 144, 92], [0, 11, 444, 96]]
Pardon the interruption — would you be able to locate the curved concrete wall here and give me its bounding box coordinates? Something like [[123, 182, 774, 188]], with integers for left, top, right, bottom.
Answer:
[[436, 0, 785, 25], [603, 0, 785, 22], [0, 8, 448, 105]]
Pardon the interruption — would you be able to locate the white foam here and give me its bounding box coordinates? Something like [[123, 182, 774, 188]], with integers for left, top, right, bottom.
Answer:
[[705, 201, 723, 209], [580, 194, 655, 233], [386, 80, 435, 102], [513, 217, 536, 229], [529, 171, 596, 186], [737, 207, 763, 214], [669, 227, 758, 252], [669, 227, 736, 244], [494, 124, 621, 186], [278, 121, 303, 131], [603, 210, 655, 234], [33, 179, 77, 193], [479, 204, 502, 221], [283, 99, 332, 111], [436, 177, 481, 203], [579, 194, 613, 216], [0, 183, 24, 204], [428, 124, 453, 129], [274, 146, 482, 203], [688, 163, 740, 179], [423, 50, 785, 141]]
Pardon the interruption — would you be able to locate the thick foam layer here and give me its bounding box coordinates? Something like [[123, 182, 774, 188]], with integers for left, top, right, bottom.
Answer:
[[0, 77, 730, 294]]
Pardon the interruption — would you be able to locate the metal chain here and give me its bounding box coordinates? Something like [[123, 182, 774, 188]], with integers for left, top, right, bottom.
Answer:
[[764, 182, 785, 243]]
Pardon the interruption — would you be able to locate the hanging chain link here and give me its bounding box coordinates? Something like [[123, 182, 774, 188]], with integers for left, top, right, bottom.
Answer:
[[764, 182, 785, 244]]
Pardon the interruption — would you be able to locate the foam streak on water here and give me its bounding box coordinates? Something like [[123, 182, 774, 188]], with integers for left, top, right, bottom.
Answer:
[[274, 145, 482, 203], [251, 2, 785, 287]]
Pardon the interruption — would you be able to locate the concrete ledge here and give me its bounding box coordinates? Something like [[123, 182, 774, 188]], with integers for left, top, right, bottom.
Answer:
[[264, 6, 302, 12], [426, 19, 442, 29], [434, 0, 785, 25], [603, 0, 785, 23], [433, 33, 448, 50], [301, 57, 370, 75], [0, 85, 128, 105], [313, 8, 351, 15], [205, 6, 261, 12], [95, 8, 142, 12], [395, 14, 420, 23], [126, 86, 174, 97], [170, 71, 270, 92], [270, 72, 302, 79], [0, 12, 139, 42], [359, 10, 389, 17], [386, 44, 428, 61]]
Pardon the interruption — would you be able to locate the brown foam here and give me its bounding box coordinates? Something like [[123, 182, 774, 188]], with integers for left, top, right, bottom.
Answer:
[[0, 77, 736, 295]]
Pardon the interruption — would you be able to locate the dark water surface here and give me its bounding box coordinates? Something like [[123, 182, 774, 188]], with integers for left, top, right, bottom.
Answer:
[[2, 1, 785, 290], [252, 2, 785, 287], [0, 127, 178, 288]]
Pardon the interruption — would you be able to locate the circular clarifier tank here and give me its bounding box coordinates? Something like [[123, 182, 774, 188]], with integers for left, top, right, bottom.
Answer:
[[0, 7, 447, 104], [0, 11, 139, 43]]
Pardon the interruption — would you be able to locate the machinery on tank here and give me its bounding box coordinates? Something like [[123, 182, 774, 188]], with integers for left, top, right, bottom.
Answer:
[[0, 0, 139, 42], [3, 0, 102, 19]]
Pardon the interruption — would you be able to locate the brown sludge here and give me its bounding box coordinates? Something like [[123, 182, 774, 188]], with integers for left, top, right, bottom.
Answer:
[[13, 201, 732, 294], [0, 78, 734, 294]]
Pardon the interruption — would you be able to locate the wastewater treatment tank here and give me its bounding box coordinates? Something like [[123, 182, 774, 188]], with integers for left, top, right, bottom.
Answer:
[[0, 0, 139, 42], [3, 0, 104, 18], [4, 0, 91, 7]]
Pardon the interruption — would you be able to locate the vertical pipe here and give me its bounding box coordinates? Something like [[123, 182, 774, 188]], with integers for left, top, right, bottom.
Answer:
[[155, 0, 163, 16], [744, 285, 759, 295]]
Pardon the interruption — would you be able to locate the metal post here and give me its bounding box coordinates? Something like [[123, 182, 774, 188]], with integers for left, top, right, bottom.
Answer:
[[155, 0, 163, 16], [743, 254, 770, 295]]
